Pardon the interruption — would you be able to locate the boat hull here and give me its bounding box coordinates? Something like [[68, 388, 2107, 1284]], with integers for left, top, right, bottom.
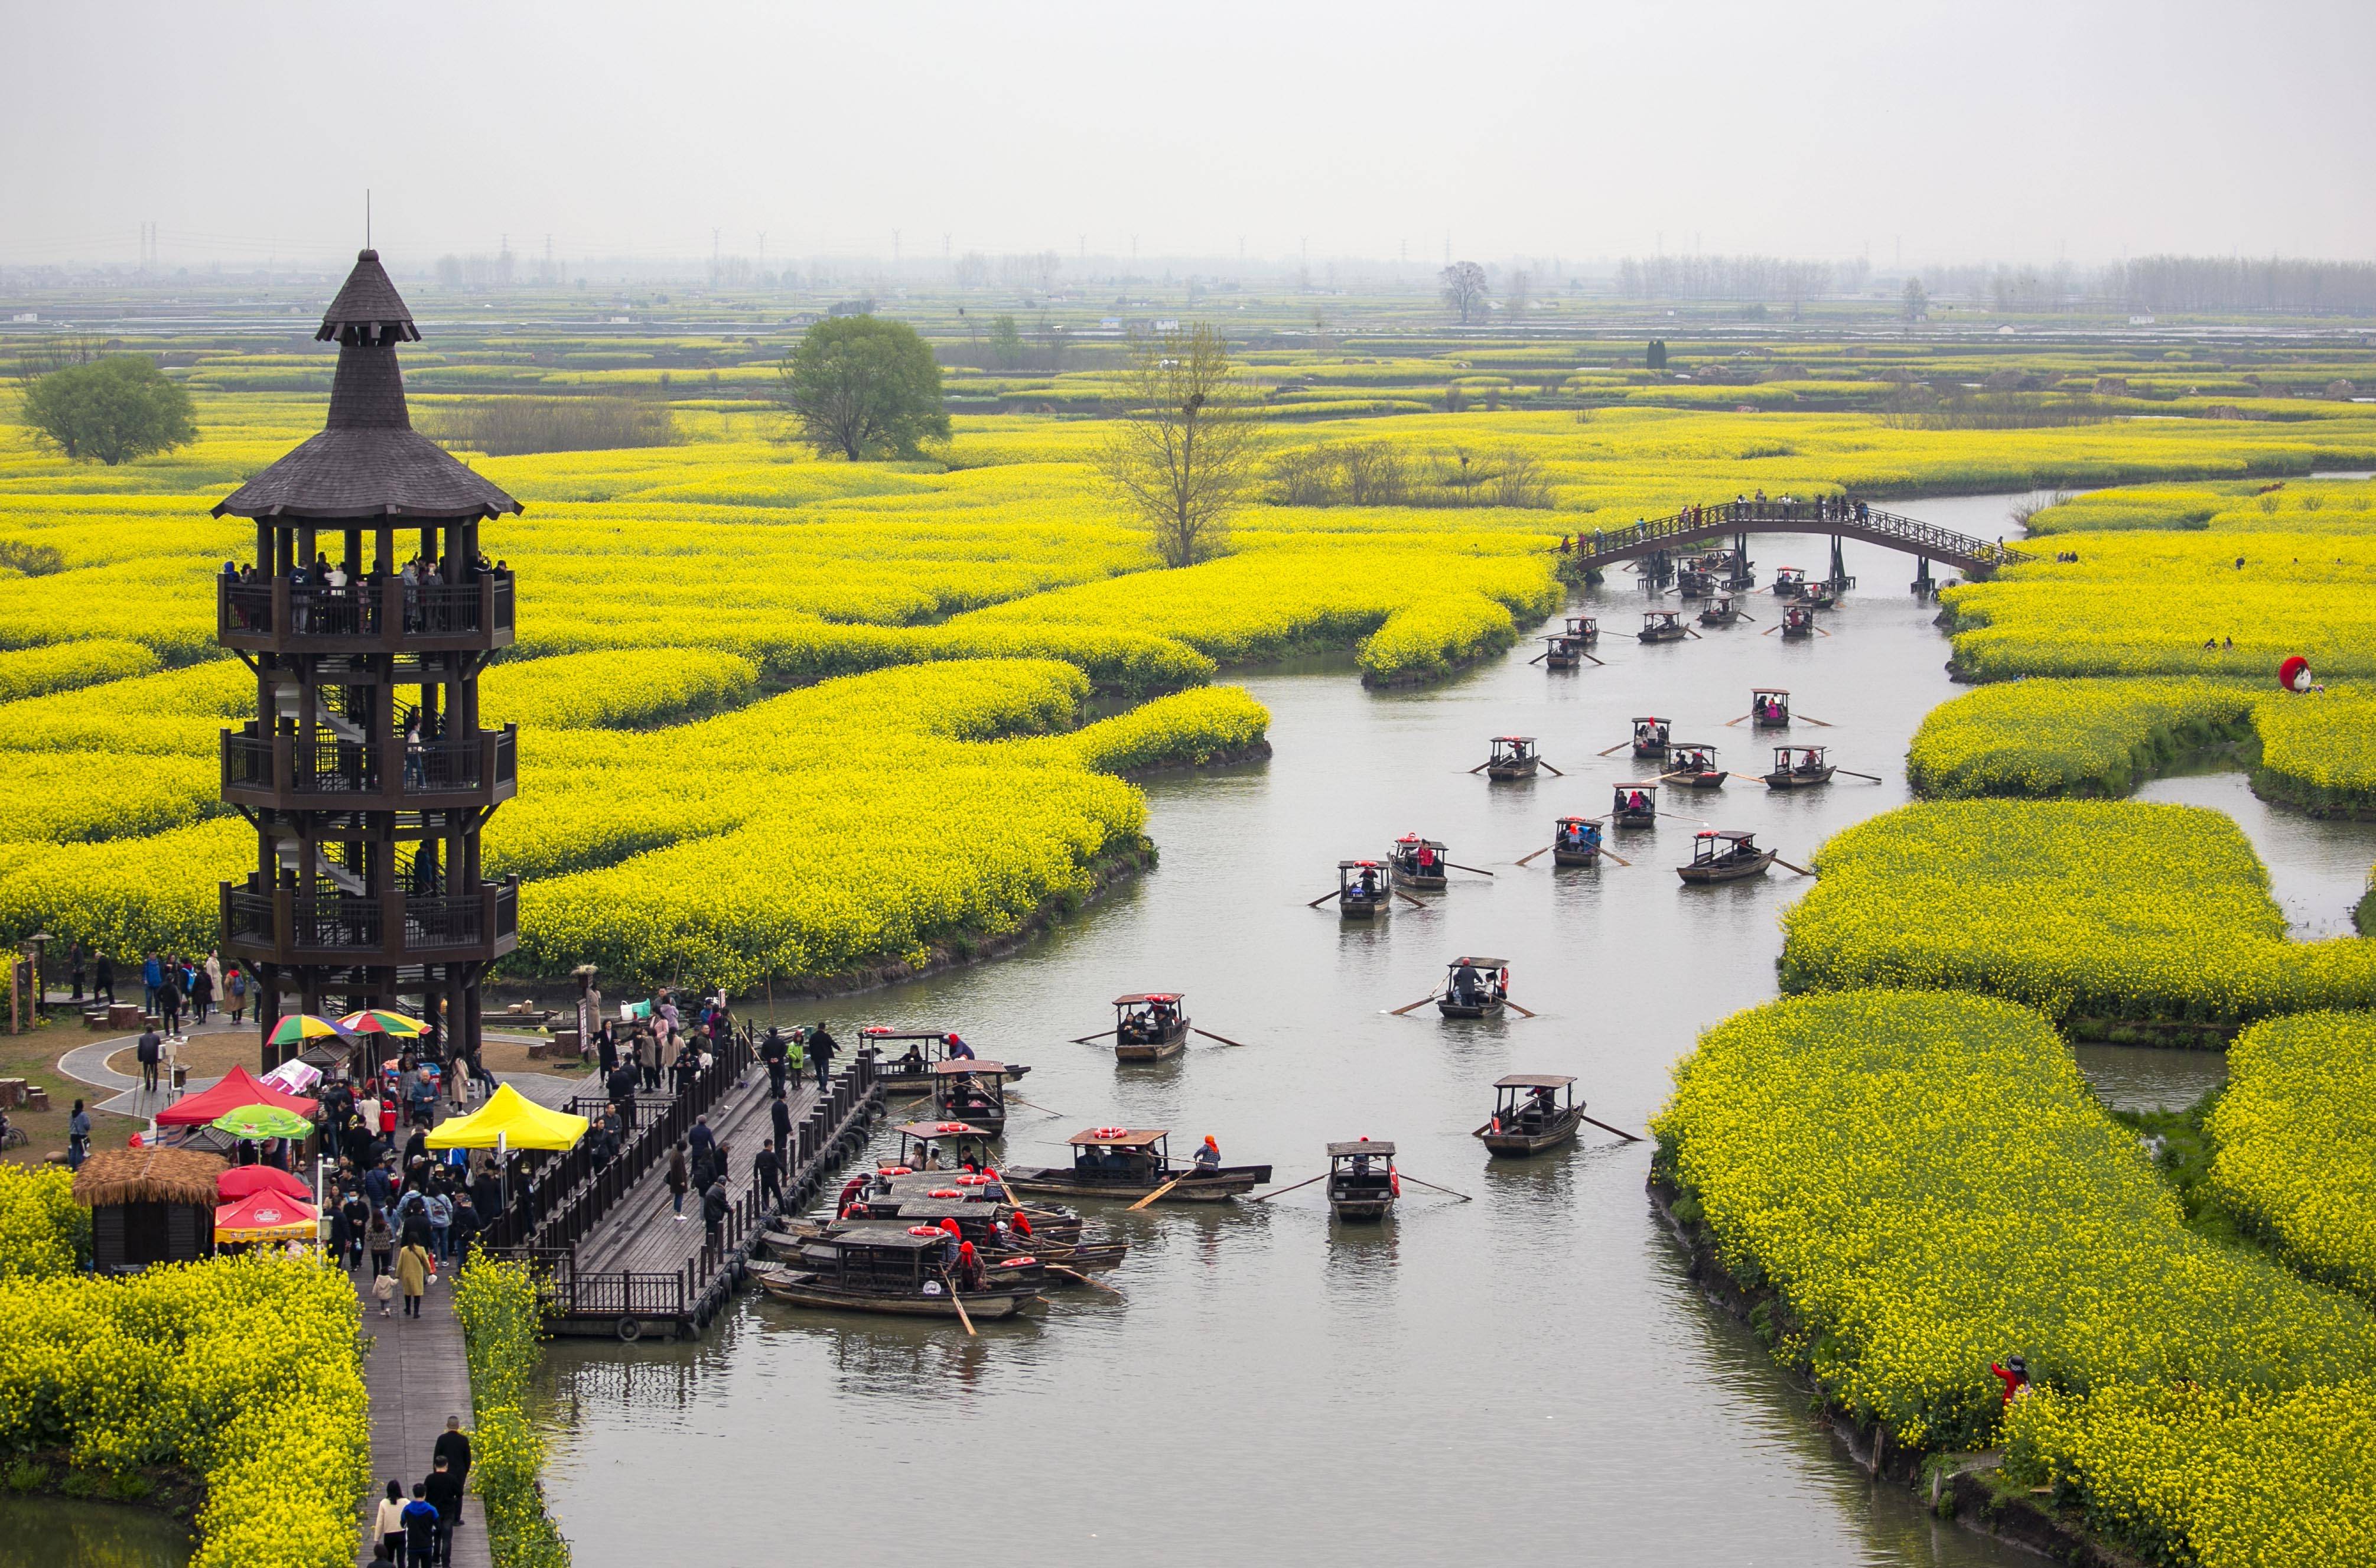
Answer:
[[1339, 895, 1389, 919], [1668, 772, 1728, 789], [1391, 871, 1447, 892], [1436, 998, 1505, 1020], [1638, 627, 1688, 643], [878, 1062, 1031, 1097], [1003, 1166, 1272, 1203], [1115, 1034, 1186, 1062], [1477, 1111, 1583, 1156], [1677, 850, 1776, 884], [1330, 1199, 1395, 1222], [1753, 715, 1791, 729], [1550, 847, 1600, 866], [1762, 767, 1835, 790], [1610, 810, 1656, 828], [753, 1269, 1037, 1320], [1485, 762, 1539, 779]]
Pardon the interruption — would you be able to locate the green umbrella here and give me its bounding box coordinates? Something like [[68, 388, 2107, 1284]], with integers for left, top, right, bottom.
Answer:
[[212, 1104, 315, 1141]]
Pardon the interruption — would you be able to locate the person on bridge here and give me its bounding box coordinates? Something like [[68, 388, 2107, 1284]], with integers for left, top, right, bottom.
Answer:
[[809, 1024, 837, 1088], [756, 1138, 783, 1208], [701, 1179, 728, 1247], [689, 1114, 716, 1167], [666, 1143, 689, 1220], [770, 1092, 793, 1153]]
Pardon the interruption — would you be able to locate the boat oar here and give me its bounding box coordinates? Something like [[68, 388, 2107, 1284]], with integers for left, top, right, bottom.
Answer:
[[1070, 1028, 1117, 1044], [1723, 713, 1752, 726], [1007, 1094, 1068, 1117], [1395, 890, 1427, 909], [1128, 1175, 1185, 1211], [1661, 811, 1711, 827], [1306, 890, 1342, 908], [1504, 1001, 1538, 1019], [1737, 610, 1757, 622], [1580, 652, 1606, 666], [1537, 760, 1566, 776], [1835, 769, 1885, 783], [1514, 845, 1552, 867], [1796, 714, 1836, 727], [1527, 649, 1548, 665], [1685, 628, 1704, 639], [1191, 1027, 1252, 1049], [939, 1268, 978, 1336], [1397, 1172, 1475, 1203], [1444, 861, 1498, 877], [1760, 625, 1781, 636], [1468, 760, 1492, 774], [1046, 1263, 1124, 1296], [1252, 1170, 1329, 1203], [1597, 847, 1632, 867], [1773, 858, 1817, 877], [1596, 740, 1631, 756], [1388, 994, 1440, 1017], [1580, 1114, 1645, 1143]]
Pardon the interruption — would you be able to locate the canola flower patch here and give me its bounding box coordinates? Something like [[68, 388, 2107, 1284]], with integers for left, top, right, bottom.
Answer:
[[2023, 478, 2376, 535], [1778, 801, 2376, 1035], [2208, 1011, 2376, 1300], [0, 638, 159, 702], [0, 1253, 370, 1568], [482, 648, 759, 730], [454, 1255, 571, 1568], [0, 1164, 85, 1280], [2250, 685, 2376, 815], [1905, 676, 2261, 798], [1942, 531, 2376, 681], [1656, 991, 2376, 1558]]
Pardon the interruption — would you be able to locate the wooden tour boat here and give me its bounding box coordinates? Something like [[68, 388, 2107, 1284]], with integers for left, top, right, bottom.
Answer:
[[1678, 829, 1776, 884], [891, 1119, 999, 1173], [750, 1231, 1041, 1322], [1772, 567, 1807, 598], [1780, 604, 1819, 640], [1326, 1139, 1398, 1221], [1676, 568, 1713, 600], [1437, 956, 1509, 1020], [772, 1198, 1130, 1276], [1663, 743, 1728, 790], [1565, 614, 1599, 646], [1476, 1074, 1584, 1156], [1483, 735, 1544, 779], [1611, 782, 1659, 828], [930, 1059, 1009, 1137], [1630, 716, 1671, 759], [1802, 580, 1840, 610], [1551, 815, 1604, 866], [1698, 595, 1746, 627], [1004, 1128, 1272, 1203], [1763, 745, 1836, 790], [1639, 610, 1689, 643], [1540, 629, 1587, 669], [864, 1028, 1031, 1095], [1335, 858, 1392, 920], [1389, 833, 1450, 892], [1112, 992, 1190, 1062], [1750, 687, 1791, 727]]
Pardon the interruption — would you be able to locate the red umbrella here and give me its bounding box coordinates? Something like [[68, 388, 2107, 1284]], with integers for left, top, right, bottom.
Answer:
[[213, 1190, 320, 1244], [218, 1165, 312, 1202]]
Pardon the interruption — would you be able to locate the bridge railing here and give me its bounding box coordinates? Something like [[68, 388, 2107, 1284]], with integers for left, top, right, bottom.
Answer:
[[1568, 500, 2029, 570]]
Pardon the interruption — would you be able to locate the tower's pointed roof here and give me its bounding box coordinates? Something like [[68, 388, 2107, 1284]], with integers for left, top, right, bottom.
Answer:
[[317, 249, 418, 344], [213, 250, 519, 522]]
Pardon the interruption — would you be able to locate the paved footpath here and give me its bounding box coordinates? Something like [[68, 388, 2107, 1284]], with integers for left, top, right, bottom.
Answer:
[[351, 1268, 493, 1567]]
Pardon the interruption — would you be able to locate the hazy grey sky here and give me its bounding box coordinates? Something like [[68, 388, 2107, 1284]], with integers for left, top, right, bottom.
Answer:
[[6, 0, 2371, 269]]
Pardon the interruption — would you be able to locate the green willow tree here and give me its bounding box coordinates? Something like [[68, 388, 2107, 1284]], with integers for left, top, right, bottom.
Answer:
[[17, 353, 196, 464], [774, 315, 949, 460]]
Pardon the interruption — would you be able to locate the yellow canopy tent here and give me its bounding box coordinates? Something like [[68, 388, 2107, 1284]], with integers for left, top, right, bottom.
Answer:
[[424, 1084, 588, 1152]]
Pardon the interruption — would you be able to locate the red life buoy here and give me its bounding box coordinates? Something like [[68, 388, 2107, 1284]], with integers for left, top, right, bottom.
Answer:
[[928, 1188, 961, 1199], [1004, 1255, 1036, 1267], [888, 1166, 913, 1176], [1391, 1169, 1402, 1198], [1093, 1125, 1130, 1140], [907, 1225, 940, 1237], [936, 1121, 969, 1133]]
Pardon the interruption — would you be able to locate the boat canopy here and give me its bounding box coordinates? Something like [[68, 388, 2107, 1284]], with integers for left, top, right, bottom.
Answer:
[[931, 1059, 1007, 1076], [1554, 815, 1603, 828], [1327, 1140, 1397, 1159], [1493, 1073, 1576, 1089], [1699, 829, 1757, 844], [1112, 993, 1180, 1006], [1067, 1127, 1167, 1148], [1338, 858, 1384, 870], [893, 1120, 989, 1140], [815, 1229, 945, 1254], [1447, 955, 1509, 969], [1755, 687, 1789, 698]]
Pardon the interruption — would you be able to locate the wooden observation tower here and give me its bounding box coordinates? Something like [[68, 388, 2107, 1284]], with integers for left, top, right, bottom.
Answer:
[[213, 249, 522, 1072]]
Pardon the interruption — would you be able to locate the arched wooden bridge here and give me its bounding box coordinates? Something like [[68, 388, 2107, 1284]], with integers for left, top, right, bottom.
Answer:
[[1568, 499, 2031, 577]]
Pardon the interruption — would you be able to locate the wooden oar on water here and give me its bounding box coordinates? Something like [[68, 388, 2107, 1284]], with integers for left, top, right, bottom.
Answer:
[[1796, 713, 1837, 727], [1773, 857, 1817, 877], [1070, 1028, 1117, 1044], [1046, 1263, 1124, 1296], [1580, 1113, 1645, 1143], [1128, 1175, 1185, 1211], [1597, 740, 1633, 756], [1396, 889, 1428, 909], [1252, 1170, 1329, 1203], [1835, 769, 1885, 783], [1388, 993, 1441, 1017], [1504, 1001, 1539, 1019], [1537, 759, 1567, 776], [939, 1267, 977, 1336], [1514, 844, 1552, 866], [1192, 1027, 1252, 1048], [1397, 1172, 1475, 1203], [1443, 861, 1497, 877]]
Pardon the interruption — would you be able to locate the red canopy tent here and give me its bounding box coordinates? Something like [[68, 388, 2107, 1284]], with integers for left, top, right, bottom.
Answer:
[[156, 1064, 318, 1127], [217, 1164, 312, 1201]]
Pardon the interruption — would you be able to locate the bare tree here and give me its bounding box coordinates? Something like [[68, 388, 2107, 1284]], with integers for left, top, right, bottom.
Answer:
[[1095, 324, 1258, 567], [1440, 261, 1489, 323]]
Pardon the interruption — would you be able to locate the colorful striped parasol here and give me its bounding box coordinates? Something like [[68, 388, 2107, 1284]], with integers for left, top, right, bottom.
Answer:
[[337, 1009, 427, 1038], [268, 1013, 361, 1047]]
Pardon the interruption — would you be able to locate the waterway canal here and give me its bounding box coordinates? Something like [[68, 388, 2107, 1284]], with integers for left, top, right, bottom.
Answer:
[[533, 496, 2338, 1566]]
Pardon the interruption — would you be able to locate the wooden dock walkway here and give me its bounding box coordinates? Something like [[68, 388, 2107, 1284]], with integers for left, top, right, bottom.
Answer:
[[488, 1031, 884, 1341], [353, 1275, 491, 1568]]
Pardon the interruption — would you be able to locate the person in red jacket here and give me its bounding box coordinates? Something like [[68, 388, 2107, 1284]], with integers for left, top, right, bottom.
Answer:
[[1990, 1355, 2030, 1407]]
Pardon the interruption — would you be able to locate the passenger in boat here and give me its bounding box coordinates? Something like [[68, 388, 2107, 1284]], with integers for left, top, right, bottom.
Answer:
[[938, 1218, 963, 1267], [1350, 1148, 1373, 1179], [895, 1042, 926, 1076], [945, 1033, 975, 1060], [1415, 842, 1437, 876], [1800, 749, 1821, 771], [1453, 964, 1483, 1005], [955, 1241, 985, 1293], [1194, 1136, 1221, 1174], [1529, 1085, 1560, 1123], [1358, 868, 1380, 896]]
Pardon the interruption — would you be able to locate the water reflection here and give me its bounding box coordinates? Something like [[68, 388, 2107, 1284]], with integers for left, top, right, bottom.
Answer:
[[0, 1497, 192, 1568]]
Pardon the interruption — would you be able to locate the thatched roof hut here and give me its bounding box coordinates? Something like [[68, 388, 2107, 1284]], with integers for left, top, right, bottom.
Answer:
[[74, 1149, 226, 1271], [71, 1147, 226, 1206]]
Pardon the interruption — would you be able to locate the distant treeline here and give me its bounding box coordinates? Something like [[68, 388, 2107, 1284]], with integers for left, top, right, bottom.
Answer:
[[2111, 256, 2376, 315], [424, 394, 679, 456], [1615, 255, 1872, 302]]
